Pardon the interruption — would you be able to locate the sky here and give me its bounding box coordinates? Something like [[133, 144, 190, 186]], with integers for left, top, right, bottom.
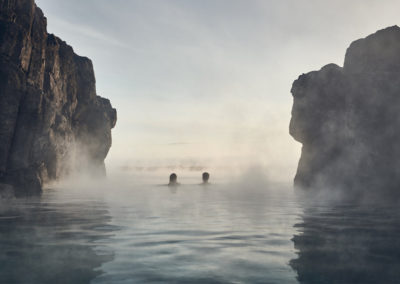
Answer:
[[35, 0, 400, 181]]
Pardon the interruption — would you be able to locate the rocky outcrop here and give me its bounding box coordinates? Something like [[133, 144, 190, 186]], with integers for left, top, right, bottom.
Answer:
[[0, 0, 116, 196], [290, 26, 400, 197]]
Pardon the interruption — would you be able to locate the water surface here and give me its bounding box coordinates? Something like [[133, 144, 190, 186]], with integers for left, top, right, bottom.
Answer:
[[1, 182, 400, 283]]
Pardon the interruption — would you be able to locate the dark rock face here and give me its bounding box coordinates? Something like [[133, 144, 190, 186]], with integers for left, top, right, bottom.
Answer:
[[290, 26, 400, 197], [0, 0, 116, 196]]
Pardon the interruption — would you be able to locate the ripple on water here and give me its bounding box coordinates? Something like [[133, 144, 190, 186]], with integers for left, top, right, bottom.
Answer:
[[1, 185, 301, 284]]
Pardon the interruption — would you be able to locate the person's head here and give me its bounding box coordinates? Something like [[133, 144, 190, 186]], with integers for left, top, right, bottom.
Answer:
[[202, 172, 210, 183], [169, 173, 177, 184]]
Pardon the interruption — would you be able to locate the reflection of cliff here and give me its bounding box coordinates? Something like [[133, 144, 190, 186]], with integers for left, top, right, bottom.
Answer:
[[290, 26, 400, 195], [291, 205, 400, 284], [0, 0, 116, 195], [0, 198, 116, 283]]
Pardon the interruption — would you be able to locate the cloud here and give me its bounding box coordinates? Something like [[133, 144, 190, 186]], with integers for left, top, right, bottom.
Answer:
[[48, 18, 128, 48]]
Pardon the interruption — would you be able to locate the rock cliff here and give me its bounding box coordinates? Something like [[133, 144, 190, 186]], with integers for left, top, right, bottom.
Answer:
[[290, 26, 400, 197], [0, 0, 116, 196]]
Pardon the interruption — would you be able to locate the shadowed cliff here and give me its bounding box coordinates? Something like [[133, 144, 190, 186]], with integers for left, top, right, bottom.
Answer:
[[290, 26, 400, 199], [0, 0, 116, 196]]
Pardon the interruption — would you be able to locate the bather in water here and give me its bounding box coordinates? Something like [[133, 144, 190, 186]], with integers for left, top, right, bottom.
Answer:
[[168, 173, 180, 186], [201, 172, 210, 185]]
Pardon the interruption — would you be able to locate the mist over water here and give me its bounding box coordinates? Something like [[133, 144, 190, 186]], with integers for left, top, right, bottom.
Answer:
[[2, 169, 400, 283], [0, 170, 301, 283], [1, 0, 400, 282]]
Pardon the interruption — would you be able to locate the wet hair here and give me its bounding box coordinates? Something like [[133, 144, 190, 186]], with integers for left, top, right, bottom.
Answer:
[[169, 173, 177, 183], [202, 172, 210, 182]]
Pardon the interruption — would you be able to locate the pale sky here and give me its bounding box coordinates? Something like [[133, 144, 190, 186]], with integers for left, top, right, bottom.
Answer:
[[36, 0, 400, 181]]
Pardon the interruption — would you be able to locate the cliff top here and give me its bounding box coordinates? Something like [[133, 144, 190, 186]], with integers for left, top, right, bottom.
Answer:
[[344, 25, 400, 73]]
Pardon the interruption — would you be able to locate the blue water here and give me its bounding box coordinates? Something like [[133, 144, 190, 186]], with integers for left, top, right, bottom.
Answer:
[[1, 182, 400, 283]]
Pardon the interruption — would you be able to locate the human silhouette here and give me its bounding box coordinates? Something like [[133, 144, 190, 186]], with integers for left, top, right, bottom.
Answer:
[[201, 172, 210, 185], [168, 173, 180, 186]]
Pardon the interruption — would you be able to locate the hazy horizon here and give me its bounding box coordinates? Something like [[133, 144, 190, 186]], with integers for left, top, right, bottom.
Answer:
[[35, 0, 400, 181]]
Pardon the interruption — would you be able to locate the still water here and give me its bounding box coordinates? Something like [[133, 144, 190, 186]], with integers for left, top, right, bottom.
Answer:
[[1, 181, 400, 283]]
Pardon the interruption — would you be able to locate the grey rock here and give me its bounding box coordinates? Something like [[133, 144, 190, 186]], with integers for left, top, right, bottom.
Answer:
[[0, 0, 116, 196], [290, 26, 400, 197]]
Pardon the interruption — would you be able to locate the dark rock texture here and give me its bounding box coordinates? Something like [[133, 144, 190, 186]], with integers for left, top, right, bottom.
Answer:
[[0, 0, 116, 196], [290, 26, 400, 197]]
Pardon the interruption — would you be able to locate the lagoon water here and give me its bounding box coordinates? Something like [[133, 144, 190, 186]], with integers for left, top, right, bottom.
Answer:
[[1, 178, 400, 283]]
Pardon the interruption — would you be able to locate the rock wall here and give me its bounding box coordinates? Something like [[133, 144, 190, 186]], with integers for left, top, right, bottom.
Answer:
[[0, 0, 116, 196], [290, 26, 400, 197]]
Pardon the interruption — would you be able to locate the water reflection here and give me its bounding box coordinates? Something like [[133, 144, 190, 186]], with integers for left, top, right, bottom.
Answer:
[[94, 184, 300, 283], [291, 201, 400, 284], [0, 189, 117, 284], [1, 183, 305, 283]]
